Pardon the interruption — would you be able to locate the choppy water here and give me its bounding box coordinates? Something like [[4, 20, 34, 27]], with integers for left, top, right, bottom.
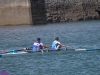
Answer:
[[0, 20, 100, 75]]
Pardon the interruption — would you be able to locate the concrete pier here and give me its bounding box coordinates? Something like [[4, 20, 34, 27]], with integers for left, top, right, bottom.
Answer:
[[0, 0, 31, 25]]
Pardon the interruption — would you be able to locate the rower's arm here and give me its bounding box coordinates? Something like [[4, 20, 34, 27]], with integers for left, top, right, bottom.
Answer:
[[60, 43, 68, 48], [43, 45, 50, 48]]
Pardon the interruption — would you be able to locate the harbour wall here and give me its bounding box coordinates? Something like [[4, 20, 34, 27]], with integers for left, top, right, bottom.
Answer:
[[0, 0, 100, 25], [45, 0, 100, 22], [0, 0, 31, 25]]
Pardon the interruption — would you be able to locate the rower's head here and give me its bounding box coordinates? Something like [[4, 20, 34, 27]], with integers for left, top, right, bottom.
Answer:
[[55, 37, 59, 41], [37, 38, 41, 42]]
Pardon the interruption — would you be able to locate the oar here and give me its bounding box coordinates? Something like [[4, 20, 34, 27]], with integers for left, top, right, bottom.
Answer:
[[75, 48, 100, 51]]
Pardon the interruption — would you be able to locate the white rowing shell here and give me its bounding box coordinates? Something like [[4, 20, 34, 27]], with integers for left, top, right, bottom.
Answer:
[[2, 51, 28, 56]]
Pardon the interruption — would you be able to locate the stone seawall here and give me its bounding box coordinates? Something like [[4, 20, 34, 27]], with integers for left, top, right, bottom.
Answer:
[[45, 0, 100, 23], [0, 0, 100, 25]]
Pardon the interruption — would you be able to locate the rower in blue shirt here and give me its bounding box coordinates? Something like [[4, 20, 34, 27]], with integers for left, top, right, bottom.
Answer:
[[52, 37, 68, 50]]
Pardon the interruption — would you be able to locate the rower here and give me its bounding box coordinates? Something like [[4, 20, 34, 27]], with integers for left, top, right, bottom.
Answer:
[[32, 38, 50, 52], [52, 37, 68, 51]]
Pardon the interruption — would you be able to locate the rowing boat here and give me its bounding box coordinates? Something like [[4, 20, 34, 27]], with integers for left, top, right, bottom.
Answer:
[[0, 47, 65, 57], [0, 48, 100, 57]]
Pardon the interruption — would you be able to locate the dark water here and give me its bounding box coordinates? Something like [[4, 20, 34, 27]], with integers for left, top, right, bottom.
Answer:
[[0, 20, 100, 75]]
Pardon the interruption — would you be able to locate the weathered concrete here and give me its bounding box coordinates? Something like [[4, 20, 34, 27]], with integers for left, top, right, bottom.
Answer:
[[0, 0, 31, 25], [95, 1, 100, 15], [45, 0, 100, 23]]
